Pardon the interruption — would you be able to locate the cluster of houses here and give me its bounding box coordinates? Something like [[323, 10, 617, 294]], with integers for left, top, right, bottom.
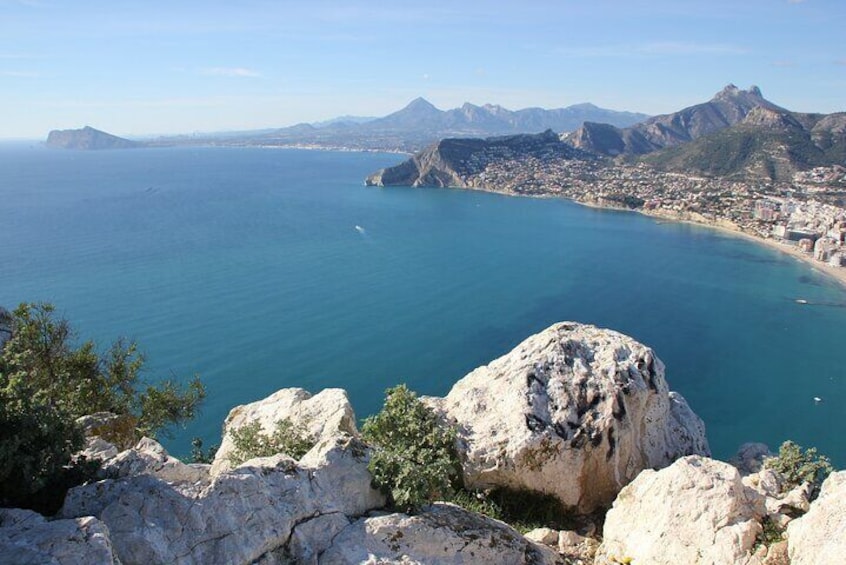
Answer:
[[765, 199, 846, 267]]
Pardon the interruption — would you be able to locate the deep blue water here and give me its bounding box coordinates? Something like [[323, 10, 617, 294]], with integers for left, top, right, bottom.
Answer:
[[1, 145, 844, 466]]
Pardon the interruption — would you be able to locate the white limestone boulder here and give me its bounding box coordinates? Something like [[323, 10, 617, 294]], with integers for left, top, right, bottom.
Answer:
[[787, 471, 846, 564], [59, 433, 383, 565], [0, 508, 118, 565], [211, 387, 357, 477], [429, 321, 709, 512], [318, 502, 565, 564], [102, 436, 208, 484], [595, 455, 766, 565]]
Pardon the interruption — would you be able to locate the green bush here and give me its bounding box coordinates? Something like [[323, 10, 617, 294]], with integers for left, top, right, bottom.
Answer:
[[764, 440, 833, 495], [0, 302, 206, 513], [361, 385, 461, 511], [226, 418, 316, 466]]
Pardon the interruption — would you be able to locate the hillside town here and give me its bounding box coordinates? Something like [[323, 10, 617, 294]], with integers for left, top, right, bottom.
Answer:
[[458, 152, 846, 274]]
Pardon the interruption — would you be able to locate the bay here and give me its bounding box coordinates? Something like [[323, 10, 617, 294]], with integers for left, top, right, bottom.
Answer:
[[1, 145, 843, 465]]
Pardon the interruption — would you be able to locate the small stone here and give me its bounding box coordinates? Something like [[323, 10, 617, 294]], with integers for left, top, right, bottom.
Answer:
[[525, 526, 559, 546]]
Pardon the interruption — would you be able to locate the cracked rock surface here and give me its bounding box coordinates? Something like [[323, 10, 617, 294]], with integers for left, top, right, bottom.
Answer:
[[59, 434, 384, 564], [428, 321, 710, 512], [595, 455, 766, 565]]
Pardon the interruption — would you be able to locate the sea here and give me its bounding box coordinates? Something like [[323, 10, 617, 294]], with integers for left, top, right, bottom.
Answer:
[[1, 144, 844, 466]]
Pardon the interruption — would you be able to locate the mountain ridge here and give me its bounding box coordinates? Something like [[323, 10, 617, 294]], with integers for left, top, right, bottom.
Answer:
[[565, 84, 782, 157]]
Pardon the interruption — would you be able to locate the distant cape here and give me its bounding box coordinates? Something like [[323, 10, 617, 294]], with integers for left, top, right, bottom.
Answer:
[[45, 126, 141, 150]]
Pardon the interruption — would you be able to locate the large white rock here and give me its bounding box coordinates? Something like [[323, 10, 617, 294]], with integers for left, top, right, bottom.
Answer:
[[60, 434, 384, 564], [211, 387, 357, 476], [0, 508, 119, 565], [787, 471, 846, 564], [430, 322, 709, 512], [596, 456, 766, 565], [318, 502, 565, 565], [102, 436, 209, 484]]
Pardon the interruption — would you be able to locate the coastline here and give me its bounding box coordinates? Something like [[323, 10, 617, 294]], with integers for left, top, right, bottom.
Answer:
[[447, 182, 846, 291], [632, 205, 846, 290], [584, 199, 846, 291]]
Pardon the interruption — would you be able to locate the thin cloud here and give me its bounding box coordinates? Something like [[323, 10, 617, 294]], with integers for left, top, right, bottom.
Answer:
[[200, 67, 261, 78], [835, 59, 846, 66]]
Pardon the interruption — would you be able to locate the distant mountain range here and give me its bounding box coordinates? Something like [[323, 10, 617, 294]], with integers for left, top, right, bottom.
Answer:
[[371, 85, 846, 184], [46, 99, 649, 153]]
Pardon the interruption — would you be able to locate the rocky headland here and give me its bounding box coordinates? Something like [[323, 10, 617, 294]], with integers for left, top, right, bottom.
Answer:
[[2, 321, 842, 564], [366, 85, 846, 288], [45, 126, 141, 150]]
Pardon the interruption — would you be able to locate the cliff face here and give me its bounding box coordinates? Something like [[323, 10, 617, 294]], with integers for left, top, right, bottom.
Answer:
[[45, 126, 141, 150], [366, 129, 588, 188]]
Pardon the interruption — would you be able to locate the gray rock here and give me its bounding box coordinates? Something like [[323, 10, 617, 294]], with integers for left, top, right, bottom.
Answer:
[[319, 502, 565, 564], [101, 437, 208, 485], [429, 321, 710, 512], [596, 456, 765, 565], [731, 442, 773, 475], [211, 387, 357, 477], [787, 471, 846, 564], [59, 433, 383, 565], [0, 509, 119, 565]]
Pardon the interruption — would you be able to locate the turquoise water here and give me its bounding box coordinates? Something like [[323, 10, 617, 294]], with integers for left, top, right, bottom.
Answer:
[[1, 145, 844, 465]]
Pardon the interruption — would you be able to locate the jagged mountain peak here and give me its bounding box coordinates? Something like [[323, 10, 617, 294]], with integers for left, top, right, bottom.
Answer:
[[712, 84, 767, 104]]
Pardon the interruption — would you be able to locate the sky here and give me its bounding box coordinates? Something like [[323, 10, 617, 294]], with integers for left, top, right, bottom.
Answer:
[[1, 0, 844, 139]]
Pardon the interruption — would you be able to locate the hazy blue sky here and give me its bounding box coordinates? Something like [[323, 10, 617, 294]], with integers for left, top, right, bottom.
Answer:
[[1, 0, 844, 138]]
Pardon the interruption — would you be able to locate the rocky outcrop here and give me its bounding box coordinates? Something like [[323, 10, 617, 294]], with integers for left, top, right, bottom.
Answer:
[[210, 387, 357, 476], [365, 130, 590, 188], [525, 527, 599, 563], [45, 126, 141, 150], [730, 442, 772, 475], [0, 508, 119, 564], [76, 411, 139, 451], [787, 471, 846, 564], [319, 502, 565, 565], [428, 321, 709, 512], [99, 436, 209, 484], [596, 456, 765, 565], [59, 434, 385, 564]]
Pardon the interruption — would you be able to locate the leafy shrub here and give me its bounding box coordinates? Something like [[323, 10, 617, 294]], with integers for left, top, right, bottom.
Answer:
[[0, 302, 205, 513], [226, 418, 316, 466], [1, 303, 205, 440], [361, 385, 461, 511], [764, 440, 833, 495]]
